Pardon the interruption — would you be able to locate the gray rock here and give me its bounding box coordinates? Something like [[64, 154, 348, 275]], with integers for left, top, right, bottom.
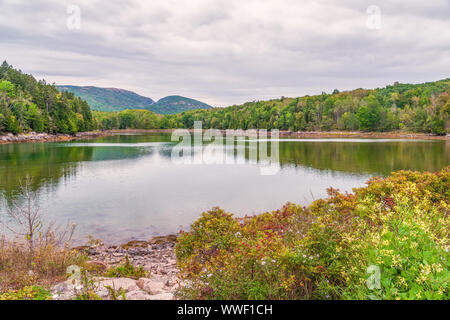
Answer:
[[96, 288, 110, 299], [136, 277, 166, 295], [148, 292, 174, 300], [96, 277, 139, 293], [126, 290, 152, 300], [116, 246, 124, 253]]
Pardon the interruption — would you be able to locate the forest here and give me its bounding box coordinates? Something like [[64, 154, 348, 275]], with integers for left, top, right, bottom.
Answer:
[[0, 62, 95, 134], [96, 79, 450, 135], [1, 62, 449, 135]]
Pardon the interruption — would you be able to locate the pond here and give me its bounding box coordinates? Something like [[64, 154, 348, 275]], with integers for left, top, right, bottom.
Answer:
[[0, 133, 448, 244]]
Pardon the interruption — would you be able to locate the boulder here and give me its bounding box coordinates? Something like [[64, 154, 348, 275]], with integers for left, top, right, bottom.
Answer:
[[136, 277, 166, 294]]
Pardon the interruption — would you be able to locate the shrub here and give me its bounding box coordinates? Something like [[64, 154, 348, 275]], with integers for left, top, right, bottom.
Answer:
[[175, 168, 449, 300], [104, 256, 148, 279], [0, 285, 51, 300]]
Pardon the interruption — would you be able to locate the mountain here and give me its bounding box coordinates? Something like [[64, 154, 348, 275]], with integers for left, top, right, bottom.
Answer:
[[56, 86, 155, 112], [56, 85, 213, 114], [152, 95, 213, 114]]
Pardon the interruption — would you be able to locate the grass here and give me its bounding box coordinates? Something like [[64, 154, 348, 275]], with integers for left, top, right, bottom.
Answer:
[[0, 236, 87, 293], [0, 176, 88, 296]]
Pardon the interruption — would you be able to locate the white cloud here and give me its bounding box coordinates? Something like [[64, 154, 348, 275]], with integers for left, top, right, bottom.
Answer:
[[0, 0, 449, 106]]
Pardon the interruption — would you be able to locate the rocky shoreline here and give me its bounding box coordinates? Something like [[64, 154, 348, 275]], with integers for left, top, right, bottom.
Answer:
[[1, 130, 447, 145], [0, 131, 113, 144], [109, 129, 449, 140], [51, 235, 179, 300]]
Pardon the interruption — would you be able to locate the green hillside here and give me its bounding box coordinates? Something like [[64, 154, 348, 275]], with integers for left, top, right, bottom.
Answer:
[[96, 78, 450, 135], [152, 95, 213, 114], [56, 86, 213, 114], [159, 78, 450, 135], [56, 85, 155, 112], [0, 62, 95, 134]]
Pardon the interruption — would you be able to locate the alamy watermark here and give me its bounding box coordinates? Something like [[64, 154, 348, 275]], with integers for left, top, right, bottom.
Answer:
[[66, 5, 81, 30], [171, 121, 280, 175], [366, 5, 382, 30], [366, 265, 381, 290]]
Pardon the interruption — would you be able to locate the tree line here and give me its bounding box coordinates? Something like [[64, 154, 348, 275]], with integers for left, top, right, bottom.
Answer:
[[1, 61, 449, 135], [96, 80, 450, 135], [0, 62, 95, 134]]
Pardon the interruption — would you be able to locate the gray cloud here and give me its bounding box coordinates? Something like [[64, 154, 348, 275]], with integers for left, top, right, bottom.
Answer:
[[0, 0, 449, 106]]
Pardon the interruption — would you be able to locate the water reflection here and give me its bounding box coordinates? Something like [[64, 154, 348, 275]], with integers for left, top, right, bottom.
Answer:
[[276, 139, 449, 175], [0, 134, 448, 243], [161, 137, 449, 175]]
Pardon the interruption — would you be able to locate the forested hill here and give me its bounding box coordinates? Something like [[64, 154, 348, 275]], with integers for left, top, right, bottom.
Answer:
[[152, 96, 213, 114], [56, 85, 213, 114], [160, 79, 450, 135], [96, 78, 450, 135], [1, 62, 449, 135], [0, 62, 95, 134], [56, 86, 155, 112]]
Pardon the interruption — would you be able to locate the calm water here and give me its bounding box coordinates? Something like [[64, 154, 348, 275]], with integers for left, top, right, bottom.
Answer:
[[0, 133, 448, 244]]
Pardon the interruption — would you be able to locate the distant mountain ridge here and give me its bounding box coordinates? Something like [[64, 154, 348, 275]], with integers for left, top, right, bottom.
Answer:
[[56, 85, 213, 114], [56, 86, 155, 112], [152, 95, 214, 114]]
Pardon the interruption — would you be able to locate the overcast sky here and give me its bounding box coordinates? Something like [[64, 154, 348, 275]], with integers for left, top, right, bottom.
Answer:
[[0, 0, 449, 106]]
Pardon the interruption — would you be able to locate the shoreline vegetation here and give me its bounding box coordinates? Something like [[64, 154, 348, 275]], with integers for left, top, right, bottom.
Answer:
[[1, 62, 449, 139], [174, 168, 449, 300], [1, 168, 448, 300], [0, 129, 448, 145]]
